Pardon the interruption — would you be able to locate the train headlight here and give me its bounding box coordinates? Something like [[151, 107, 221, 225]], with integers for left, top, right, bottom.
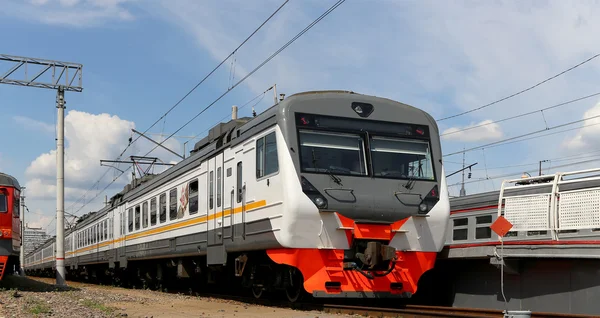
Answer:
[[314, 196, 327, 208], [301, 176, 329, 209], [418, 185, 440, 214]]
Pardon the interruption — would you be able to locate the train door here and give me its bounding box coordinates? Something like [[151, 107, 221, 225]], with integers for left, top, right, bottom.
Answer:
[[233, 160, 245, 240], [214, 153, 224, 245], [207, 153, 226, 265], [223, 151, 236, 242], [117, 205, 127, 267]]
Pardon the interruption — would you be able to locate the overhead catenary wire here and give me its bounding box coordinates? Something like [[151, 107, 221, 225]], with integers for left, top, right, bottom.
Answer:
[[71, 0, 346, 217], [440, 91, 600, 137], [447, 157, 600, 188], [469, 149, 600, 172], [443, 112, 600, 157], [66, 1, 290, 214], [437, 53, 600, 122]]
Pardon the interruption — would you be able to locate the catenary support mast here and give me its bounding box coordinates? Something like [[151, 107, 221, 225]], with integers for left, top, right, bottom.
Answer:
[[0, 54, 83, 286]]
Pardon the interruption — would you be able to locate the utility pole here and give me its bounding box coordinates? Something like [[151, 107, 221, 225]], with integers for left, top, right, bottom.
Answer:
[[0, 54, 83, 287], [539, 160, 549, 176], [460, 149, 466, 197], [20, 187, 25, 276]]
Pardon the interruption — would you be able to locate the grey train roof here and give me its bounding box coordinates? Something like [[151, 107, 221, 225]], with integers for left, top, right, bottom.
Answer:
[[0, 172, 20, 189]]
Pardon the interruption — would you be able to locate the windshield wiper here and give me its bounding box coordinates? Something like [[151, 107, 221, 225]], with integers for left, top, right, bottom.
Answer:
[[311, 149, 342, 186], [329, 172, 343, 186]]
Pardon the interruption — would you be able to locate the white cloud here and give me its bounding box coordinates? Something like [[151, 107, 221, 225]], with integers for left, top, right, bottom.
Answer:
[[563, 101, 600, 150], [24, 110, 182, 207], [13, 115, 54, 133], [441, 120, 503, 143], [4, 0, 135, 27], [24, 210, 53, 230]]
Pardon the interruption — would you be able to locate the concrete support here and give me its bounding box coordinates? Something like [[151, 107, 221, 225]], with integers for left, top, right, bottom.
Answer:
[[56, 87, 66, 286]]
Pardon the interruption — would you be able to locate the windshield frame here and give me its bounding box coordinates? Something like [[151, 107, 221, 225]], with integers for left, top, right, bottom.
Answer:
[[369, 135, 436, 181], [296, 128, 438, 182], [297, 129, 369, 177]]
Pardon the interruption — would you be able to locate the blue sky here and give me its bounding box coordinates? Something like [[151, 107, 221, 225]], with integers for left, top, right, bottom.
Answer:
[[2, 0, 600, 233]]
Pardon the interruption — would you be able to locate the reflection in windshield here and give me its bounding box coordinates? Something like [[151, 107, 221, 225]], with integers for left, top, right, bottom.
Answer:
[[370, 137, 434, 180], [299, 130, 366, 176]]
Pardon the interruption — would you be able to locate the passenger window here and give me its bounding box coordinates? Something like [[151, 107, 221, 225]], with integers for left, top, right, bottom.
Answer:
[[475, 215, 492, 240], [159, 193, 167, 223], [150, 198, 157, 225], [104, 221, 108, 240], [169, 189, 177, 220], [452, 217, 468, 241], [256, 132, 279, 178], [237, 162, 243, 203], [475, 227, 492, 239], [217, 168, 222, 208], [453, 229, 468, 240], [142, 202, 149, 228], [135, 205, 141, 230], [209, 171, 214, 209], [0, 193, 6, 212], [189, 180, 199, 215], [128, 208, 133, 233]]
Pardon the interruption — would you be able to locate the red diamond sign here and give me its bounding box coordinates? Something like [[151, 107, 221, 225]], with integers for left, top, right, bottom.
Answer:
[[490, 216, 513, 237]]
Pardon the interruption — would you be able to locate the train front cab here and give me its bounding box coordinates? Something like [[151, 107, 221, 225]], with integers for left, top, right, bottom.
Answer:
[[0, 178, 21, 280], [267, 92, 450, 299]]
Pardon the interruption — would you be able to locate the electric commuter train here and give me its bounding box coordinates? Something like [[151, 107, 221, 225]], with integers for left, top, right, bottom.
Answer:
[[24, 90, 450, 301], [0, 172, 21, 280]]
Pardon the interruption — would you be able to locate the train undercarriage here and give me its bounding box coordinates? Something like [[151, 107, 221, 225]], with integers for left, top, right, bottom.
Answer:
[[24, 251, 307, 302]]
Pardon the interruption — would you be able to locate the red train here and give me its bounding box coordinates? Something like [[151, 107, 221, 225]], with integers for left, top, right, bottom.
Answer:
[[0, 172, 21, 280]]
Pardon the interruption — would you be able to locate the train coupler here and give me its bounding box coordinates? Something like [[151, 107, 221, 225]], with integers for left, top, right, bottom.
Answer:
[[355, 241, 396, 269]]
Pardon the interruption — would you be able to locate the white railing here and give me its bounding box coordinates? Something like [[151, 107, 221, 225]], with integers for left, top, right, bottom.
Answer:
[[498, 168, 600, 240]]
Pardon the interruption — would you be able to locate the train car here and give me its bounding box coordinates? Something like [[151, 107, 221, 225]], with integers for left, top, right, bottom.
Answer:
[[0, 172, 21, 280], [24, 90, 450, 301]]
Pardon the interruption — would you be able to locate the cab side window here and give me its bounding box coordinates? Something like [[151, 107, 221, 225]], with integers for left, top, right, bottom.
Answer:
[[0, 193, 6, 212], [256, 132, 278, 178]]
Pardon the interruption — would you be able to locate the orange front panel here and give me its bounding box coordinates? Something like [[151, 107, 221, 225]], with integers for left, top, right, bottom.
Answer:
[[267, 248, 437, 296]]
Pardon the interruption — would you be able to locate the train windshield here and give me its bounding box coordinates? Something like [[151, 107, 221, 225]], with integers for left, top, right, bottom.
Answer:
[[299, 130, 367, 176], [370, 137, 434, 180], [0, 193, 6, 213]]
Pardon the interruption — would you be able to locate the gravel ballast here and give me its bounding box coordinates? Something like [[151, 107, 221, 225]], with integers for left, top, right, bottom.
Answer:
[[0, 275, 351, 318]]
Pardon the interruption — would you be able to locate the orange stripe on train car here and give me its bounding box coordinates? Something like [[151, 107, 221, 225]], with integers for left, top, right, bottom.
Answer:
[[70, 200, 267, 255]]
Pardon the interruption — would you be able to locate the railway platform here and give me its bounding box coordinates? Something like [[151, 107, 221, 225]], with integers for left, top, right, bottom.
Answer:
[[419, 168, 600, 316]]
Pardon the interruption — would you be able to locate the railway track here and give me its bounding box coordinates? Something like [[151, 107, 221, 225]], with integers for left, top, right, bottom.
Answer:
[[321, 304, 599, 318], [24, 277, 597, 318]]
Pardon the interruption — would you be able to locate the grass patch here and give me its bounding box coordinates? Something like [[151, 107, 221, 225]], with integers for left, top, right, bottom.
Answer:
[[81, 299, 115, 314], [25, 298, 52, 315]]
